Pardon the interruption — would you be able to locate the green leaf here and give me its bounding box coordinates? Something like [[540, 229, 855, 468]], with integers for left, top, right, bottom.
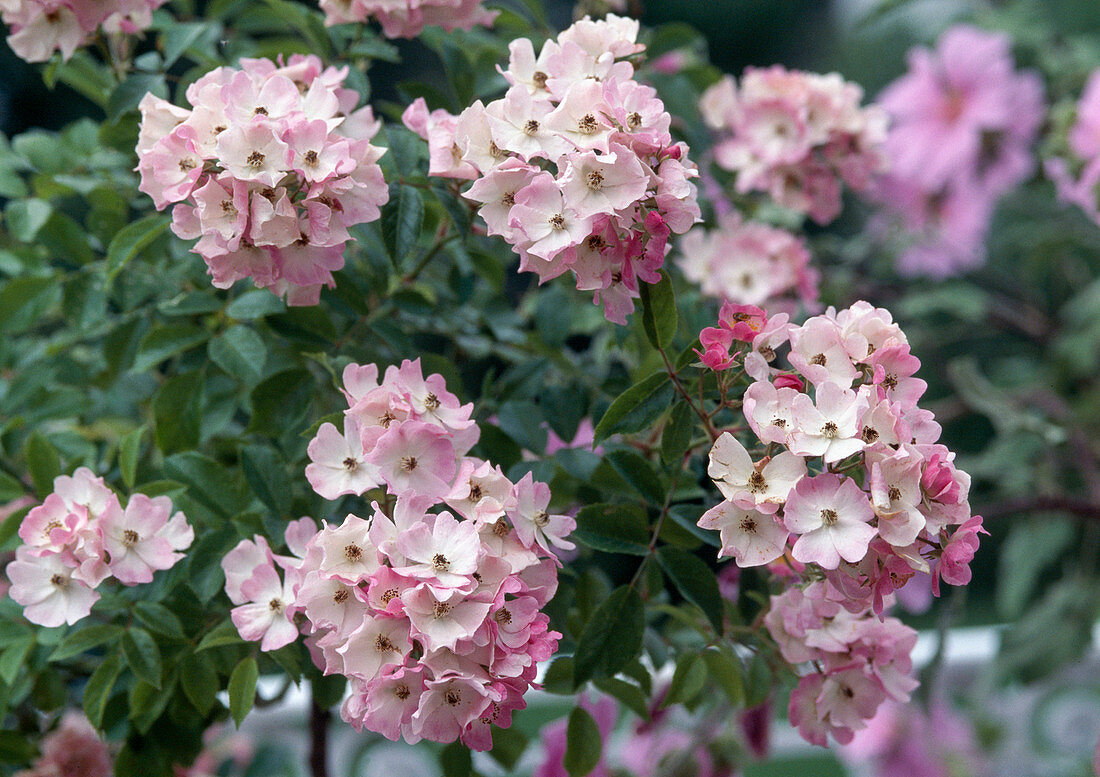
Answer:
[[667, 504, 721, 548], [662, 652, 706, 708], [226, 289, 286, 320], [133, 325, 210, 373], [83, 650, 123, 727], [701, 646, 744, 706], [593, 372, 673, 443], [563, 707, 603, 777], [153, 371, 203, 454], [5, 198, 52, 242], [248, 369, 314, 436], [497, 400, 548, 453], [638, 271, 677, 350], [128, 675, 175, 733], [0, 635, 34, 685], [386, 185, 425, 268], [164, 452, 244, 518], [50, 624, 123, 661], [573, 503, 650, 555], [122, 627, 163, 689], [24, 432, 60, 499], [604, 449, 665, 505], [118, 426, 145, 489], [161, 21, 215, 68], [440, 741, 472, 777], [541, 656, 575, 694], [0, 276, 57, 334], [240, 444, 291, 516], [209, 325, 267, 384], [573, 585, 645, 687], [660, 401, 694, 466], [180, 651, 219, 714], [105, 214, 170, 282], [228, 656, 258, 728], [133, 602, 186, 640], [0, 470, 24, 502], [996, 517, 1075, 619], [594, 677, 650, 720], [656, 546, 724, 634], [196, 620, 246, 651], [107, 73, 167, 122]]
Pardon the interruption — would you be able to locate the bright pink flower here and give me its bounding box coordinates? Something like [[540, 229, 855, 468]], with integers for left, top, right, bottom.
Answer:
[[707, 432, 806, 514], [6, 546, 99, 627], [99, 493, 193, 585], [698, 502, 789, 567], [306, 417, 381, 499], [932, 515, 987, 595], [784, 474, 877, 569]]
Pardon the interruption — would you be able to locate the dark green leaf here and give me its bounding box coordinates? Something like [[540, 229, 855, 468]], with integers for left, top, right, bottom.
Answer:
[[240, 444, 291, 516], [153, 371, 203, 454], [164, 452, 245, 518], [639, 271, 677, 350], [4, 198, 52, 241], [667, 504, 721, 548], [0, 276, 57, 334], [0, 470, 24, 502], [248, 369, 314, 436], [209, 325, 267, 384], [593, 372, 673, 443], [384, 185, 424, 268], [660, 401, 694, 466], [701, 646, 744, 706], [134, 325, 209, 373], [573, 503, 649, 555], [228, 656, 258, 728], [24, 432, 60, 499], [604, 449, 665, 505], [180, 651, 219, 714], [497, 400, 547, 453], [107, 73, 167, 122], [118, 426, 145, 490], [0, 635, 33, 685], [83, 650, 123, 727], [105, 214, 170, 282], [122, 627, 163, 689], [662, 652, 706, 708], [541, 656, 574, 694], [594, 677, 650, 720], [563, 707, 602, 777], [486, 725, 527, 769], [656, 546, 724, 634], [440, 741, 472, 777], [128, 675, 174, 733], [50, 624, 123, 662], [573, 585, 645, 687], [196, 620, 246, 651], [133, 602, 186, 639]]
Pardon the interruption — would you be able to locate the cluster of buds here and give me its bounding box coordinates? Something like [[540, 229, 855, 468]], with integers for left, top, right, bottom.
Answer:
[[402, 14, 701, 324], [695, 300, 985, 745], [676, 211, 818, 311], [223, 358, 570, 748], [700, 66, 888, 225], [869, 26, 1044, 277], [136, 55, 389, 305], [7, 468, 194, 627], [1, 0, 164, 63], [1046, 69, 1100, 228], [318, 0, 496, 38]]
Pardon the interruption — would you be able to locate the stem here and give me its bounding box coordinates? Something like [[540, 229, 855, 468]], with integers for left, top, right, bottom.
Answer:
[[309, 696, 331, 777], [658, 345, 718, 441]]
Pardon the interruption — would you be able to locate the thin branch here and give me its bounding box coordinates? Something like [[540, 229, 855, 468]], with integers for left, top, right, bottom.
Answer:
[[309, 696, 331, 777]]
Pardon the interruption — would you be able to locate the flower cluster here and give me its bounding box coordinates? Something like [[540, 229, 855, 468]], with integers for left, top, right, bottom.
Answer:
[[676, 211, 818, 310], [223, 358, 570, 748], [136, 55, 389, 305], [700, 66, 888, 225], [695, 300, 986, 745], [13, 711, 112, 777], [1, 0, 164, 63], [401, 14, 701, 324], [870, 25, 1044, 277], [6, 468, 194, 627], [318, 0, 496, 38], [1046, 69, 1100, 227]]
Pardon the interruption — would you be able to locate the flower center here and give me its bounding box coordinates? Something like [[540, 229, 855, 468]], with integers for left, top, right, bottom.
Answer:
[[433, 601, 452, 618], [861, 426, 879, 443], [627, 111, 643, 129], [304, 149, 319, 166], [748, 471, 767, 493], [254, 106, 269, 116], [533, 510, 550, 528], [888, 486, 901, 502], [178, 158, 196, 172], [432, 553, 450, 572], [586, 170, 604, 191], [221, 199, 237, 217], [444, 689, 462, 706], [375, 634, 398, 653], [400, 456, 418, 472], [424, 393, 440, 410], [379, 411, 395, 428], [739, 516, 757, 533], [771, 417, 787, 429], [394, 683, 410, 700], [523, 119, 540, 135], [268, 598, 284, 612], [532, 71, 548, 89], [549, 213, 566, 230], [469, 482, 483, 501], [501, 191, 515, 206], [810, 353, 827, 366], [492, 518, 510, 537], [821, 421, 839, 438], [820, 509, 839, 526], [380, 588, 399, 605], [493, 608, 512, 624], [578, 113, 599, 134], [122, 529, 140, 547], [50, 573, 67, 588], [345, 543, 363, 561], [333, 588, 349, 604], [343, 457, 359, 472], [246, 151, 265, 169]]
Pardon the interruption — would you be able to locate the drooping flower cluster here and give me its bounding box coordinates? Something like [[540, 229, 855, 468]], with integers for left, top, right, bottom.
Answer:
[[136, 55, 389, 305], [318, 0, 496, 38], [1, 0, 164, 63], [13, 711, 112, 777], [401, 14, 702, 324], [869, 25, 1044, 277], [700, 66, 888, 225], [1046, 69, 1100, 228], [695, 300, 986, 745], [223, 359, 570, 749], [6, 468, 194, 627], [676, 211, 818, 310]]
